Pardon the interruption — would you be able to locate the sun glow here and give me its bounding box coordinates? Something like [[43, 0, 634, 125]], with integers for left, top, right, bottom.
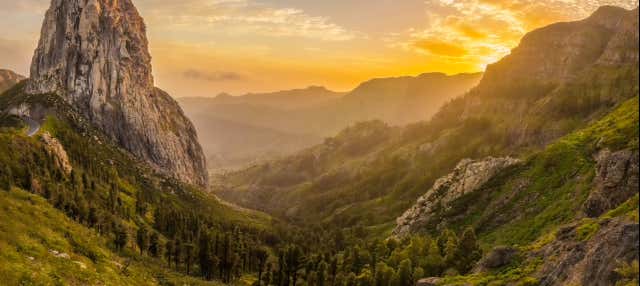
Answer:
[[0, 0, 637, 96]]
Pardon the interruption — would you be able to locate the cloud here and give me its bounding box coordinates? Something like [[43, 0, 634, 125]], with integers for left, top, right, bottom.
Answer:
[[414, 39, 469, 57], [137, 0, 360, 41], [183, 69, 246, 82], [393, 0, 639, 70]]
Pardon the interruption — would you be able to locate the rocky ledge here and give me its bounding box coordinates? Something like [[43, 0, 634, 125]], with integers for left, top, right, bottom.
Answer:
[[393, 156, 521, 237]]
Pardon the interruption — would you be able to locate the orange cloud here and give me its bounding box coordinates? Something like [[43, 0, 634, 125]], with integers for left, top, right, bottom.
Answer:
[[414, 39, 469, 57], [455, 24, 487, 39]]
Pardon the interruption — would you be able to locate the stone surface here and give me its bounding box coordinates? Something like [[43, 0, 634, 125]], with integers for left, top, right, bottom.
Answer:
[[26, 0, 207, 186], [477, 246, 519, 271], [41, 132, 72, 175], [416, 277, 442, 286], [393, 156, 521, 237], [583, 149, 639, 217], [536, 219, 639, 286]]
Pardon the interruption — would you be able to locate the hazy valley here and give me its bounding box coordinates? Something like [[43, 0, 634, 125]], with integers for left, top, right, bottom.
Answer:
[[179, 73, 482, 171]]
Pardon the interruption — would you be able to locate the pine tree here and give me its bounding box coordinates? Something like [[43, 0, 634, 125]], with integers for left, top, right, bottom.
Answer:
[[184, 243, 196, 275], [166, 240, 175, 267], [174, 238, 183, 271], [455, 227, 482, 274], [397, 259, 413, 286], [149, 232, 162, 257], [374, 262, 393, 286], [136, 227, 150, 255], [345, 272, 357, 286], [114, 223, 128, 251], [317, 261, 328, 286], [424, 240, 444, 276], [412, 267, 424, 285], [356, 268, 373, 286], [255, 247, 269, 285]]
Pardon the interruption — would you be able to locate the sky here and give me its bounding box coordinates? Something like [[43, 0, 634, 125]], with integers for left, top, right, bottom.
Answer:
[[0, 0, 638, 97]]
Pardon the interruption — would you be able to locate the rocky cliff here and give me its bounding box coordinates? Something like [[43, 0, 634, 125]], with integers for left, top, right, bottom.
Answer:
[[0, 69, 25, 94], [393, 157, 521, 237], [583, 149, 639, 217], [26, 0, 207, 186], [480, 6, 639, 88]]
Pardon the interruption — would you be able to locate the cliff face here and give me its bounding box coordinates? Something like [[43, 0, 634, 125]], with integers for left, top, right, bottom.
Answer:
[[26, 0, 207, 186], [480, 6, 639, 87]]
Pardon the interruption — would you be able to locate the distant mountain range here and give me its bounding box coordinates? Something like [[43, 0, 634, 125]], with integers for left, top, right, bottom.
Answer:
[[179, 72, 482, 171], [0, 69, 24, 94]]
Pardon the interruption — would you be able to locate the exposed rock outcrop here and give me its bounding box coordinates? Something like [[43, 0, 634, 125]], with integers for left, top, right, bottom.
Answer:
[[536, 219, 639, 286], [26, 0, 208, 186], [0, 69, 25, 94], [416, 277, 442, 286], [583, 149, 639, 217], [393, 157, 521, 236], [41, 132, 72, 175], [476, 246, 519, 271]]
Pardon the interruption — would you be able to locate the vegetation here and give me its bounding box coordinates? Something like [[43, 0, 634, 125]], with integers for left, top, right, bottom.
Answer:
[[1, 86, 276, 285], [1, 8, 638, 284]]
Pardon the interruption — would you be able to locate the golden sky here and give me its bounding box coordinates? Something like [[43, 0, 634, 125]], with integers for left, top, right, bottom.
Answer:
[[0, 0, 637, 96]]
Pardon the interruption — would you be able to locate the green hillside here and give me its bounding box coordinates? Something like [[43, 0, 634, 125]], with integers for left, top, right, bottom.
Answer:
[[215, 7, 639, 233], [0, 188, 225, 285], [0, 83, 274, 285]]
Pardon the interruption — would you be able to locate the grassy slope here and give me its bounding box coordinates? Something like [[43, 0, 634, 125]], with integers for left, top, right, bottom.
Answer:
[[459, 96, 638, 247], [437, 96, 639, 285], [0, 84, 273, 285], [0, 188, 225, 286]]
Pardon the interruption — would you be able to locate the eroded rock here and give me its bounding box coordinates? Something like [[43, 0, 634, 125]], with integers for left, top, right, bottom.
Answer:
[[26, 0, 207, 186], [393, 156, 521, 237], [41, 132, 72, 175], [536, 219, 639, 286], [583, 149, 639, 217], [416, 277, 442, 286]]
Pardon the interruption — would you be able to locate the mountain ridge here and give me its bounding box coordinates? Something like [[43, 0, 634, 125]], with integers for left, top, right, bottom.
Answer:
[[216, 5, 638, 230], [180, 72, 483, 170]]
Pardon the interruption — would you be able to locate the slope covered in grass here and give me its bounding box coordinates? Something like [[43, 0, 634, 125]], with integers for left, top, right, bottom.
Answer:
[[0, 84, 275, 285], [0, 188, 225, 286]]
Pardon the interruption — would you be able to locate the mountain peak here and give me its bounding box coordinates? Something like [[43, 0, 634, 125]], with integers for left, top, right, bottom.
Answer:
[[26, 0, 208, 186], [589, 5, 631, 20], [0, 69, 25, 94], [480, 5, 638, 88]]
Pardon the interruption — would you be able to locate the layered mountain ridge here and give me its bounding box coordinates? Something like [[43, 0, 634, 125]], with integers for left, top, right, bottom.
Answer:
[[216, 5, 638, 234], [0, 69, 24, 94], [26, 0, 208, 186], [180, 72, 482, 171]]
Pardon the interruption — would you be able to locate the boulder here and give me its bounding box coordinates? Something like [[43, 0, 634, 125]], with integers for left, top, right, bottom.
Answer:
[[583, 149, 639, 217], [416, 277, 442, 286]]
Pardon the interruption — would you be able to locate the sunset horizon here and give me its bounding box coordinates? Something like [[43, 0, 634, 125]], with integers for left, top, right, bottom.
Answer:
[[1, 0, 637, 97]]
